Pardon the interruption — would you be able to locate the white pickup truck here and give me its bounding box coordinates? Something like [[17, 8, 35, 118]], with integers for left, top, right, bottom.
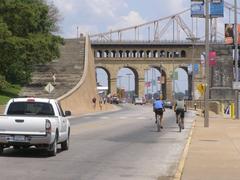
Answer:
[[0, 97, 71, 156]]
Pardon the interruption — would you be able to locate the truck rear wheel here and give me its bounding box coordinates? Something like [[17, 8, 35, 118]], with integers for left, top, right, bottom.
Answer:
[[61, 129, 70, 151], [48, 137, 57, 156], [0, 145, 3, 154]]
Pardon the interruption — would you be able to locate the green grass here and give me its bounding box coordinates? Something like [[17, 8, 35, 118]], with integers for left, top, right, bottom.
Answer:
[[0, 84, 21, 105]]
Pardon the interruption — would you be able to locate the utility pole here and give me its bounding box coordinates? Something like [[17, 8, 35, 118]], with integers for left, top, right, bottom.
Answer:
[[117, 76, 123, 89], [126, 73, 132, 101], [77, 26, 79, 39], [204, 0, 210, 127], [234, 0, 239, 119], [187, 37, 200, 100]]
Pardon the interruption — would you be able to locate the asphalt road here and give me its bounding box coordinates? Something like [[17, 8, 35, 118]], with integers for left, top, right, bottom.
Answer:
[[0, 104, 195, 180]]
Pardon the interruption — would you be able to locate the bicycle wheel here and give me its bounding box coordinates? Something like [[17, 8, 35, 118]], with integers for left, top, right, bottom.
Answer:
[[178, 115, 182, 132], [157, 115, 161, 132]]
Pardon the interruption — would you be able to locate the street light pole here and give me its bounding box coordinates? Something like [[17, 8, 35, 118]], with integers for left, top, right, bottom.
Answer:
[[187, 37, 200, 100], [204, 0, 210, 127], [117, 76, 123, 89], [126, 73, 132, 100], [145, 69, 149, 95], [234, 0, 239, 119]]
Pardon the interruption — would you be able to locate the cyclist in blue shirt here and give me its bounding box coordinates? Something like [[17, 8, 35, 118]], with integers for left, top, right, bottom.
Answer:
[[153, 96, 165, 129]]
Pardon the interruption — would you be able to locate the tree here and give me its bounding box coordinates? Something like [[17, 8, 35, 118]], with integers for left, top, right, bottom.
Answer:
[[0, 0, 63, 84]]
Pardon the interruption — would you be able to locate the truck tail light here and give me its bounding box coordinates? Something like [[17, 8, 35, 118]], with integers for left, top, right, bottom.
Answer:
[[45, 119, 51, 133]]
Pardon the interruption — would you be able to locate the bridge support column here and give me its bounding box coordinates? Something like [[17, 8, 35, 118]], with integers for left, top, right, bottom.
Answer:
[[110, 78, 117, 95], [166, 78, 173, 101], [138, 77, 145, 98]]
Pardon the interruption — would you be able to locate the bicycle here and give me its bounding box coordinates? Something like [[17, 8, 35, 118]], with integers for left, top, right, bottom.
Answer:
[[156, 114, 161, 132], [177, 111, 184, 132]]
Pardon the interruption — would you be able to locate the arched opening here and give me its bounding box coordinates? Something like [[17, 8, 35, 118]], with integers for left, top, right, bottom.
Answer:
[[160, 50, 165, 57], [144, 67, 166, 101], [174, 51, 180, 58], [125, 50, 131, 58], [96, 50, 102, 58], [119, 50, 123, 58], [111, 50, 116, 58], [132, 50, 137, 58], [153, 50, 158, 58], [174, 67, 189, 99], [116, 67, 138, 103], [96, 67, 110, 95], [139, 50, 144, 58], [181, 50, 186, 57], [146, 50, 152, 58], [167, 51, 173, 58], [103, 50, 109, 58]]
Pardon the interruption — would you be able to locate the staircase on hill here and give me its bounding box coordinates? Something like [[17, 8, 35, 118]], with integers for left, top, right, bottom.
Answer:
[[20, 38, 85, 99]]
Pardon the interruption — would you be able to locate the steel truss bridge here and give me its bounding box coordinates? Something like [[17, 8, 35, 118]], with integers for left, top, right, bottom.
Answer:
[[89, 1, 240, 43]]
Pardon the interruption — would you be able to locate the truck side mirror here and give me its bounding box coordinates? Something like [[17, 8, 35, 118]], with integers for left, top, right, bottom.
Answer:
[[65, 111, 71, 117]]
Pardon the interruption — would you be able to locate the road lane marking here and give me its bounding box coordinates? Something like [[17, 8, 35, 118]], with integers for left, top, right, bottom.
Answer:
[[173, 118, 196, 180]]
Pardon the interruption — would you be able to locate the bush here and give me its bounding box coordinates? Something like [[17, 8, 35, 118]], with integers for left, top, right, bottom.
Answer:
[[0, 75, 9, 90]]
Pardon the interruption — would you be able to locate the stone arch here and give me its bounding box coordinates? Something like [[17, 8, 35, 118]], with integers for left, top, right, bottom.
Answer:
[[122, 65, 139, 97], [146, 50, 152, 58], [175, 66, 190, 100], [96, 50, 103, 58], [119, 50, 123, 58], [149, 66, 167, 100], [103, 50, 109, 58], [139, 50, 144, 58], [160, 50, 165, 57], [153, 50, 158, 58], [173, 50, 180, 58], [132, 50, 137, 58], [167, 51, 173, 58], [111, 50, 116, 58], [126, 50, 131, 58], [95, 66, 111, 94], [181, 50, 186, 57]]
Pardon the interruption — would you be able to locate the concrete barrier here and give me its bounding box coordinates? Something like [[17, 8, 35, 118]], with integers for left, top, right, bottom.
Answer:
[[58, 36, 113, 115]]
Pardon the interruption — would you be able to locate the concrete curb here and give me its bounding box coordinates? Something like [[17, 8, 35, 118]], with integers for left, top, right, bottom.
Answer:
[[173, 117, 196, 180]]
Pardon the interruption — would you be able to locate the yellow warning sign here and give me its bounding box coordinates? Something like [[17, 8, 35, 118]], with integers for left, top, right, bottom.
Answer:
[[196, 83, 205, 95]]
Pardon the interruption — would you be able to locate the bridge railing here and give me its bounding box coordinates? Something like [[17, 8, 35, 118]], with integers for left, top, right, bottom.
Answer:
[[91, 40, 225, 45]]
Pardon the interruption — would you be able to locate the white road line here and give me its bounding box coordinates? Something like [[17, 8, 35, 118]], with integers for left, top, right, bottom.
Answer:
[[100, 116, 110, 119]]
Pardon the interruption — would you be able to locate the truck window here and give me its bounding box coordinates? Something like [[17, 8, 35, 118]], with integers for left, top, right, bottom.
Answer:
[[7, 102, 55, 116], [55, 102, 64, 117]]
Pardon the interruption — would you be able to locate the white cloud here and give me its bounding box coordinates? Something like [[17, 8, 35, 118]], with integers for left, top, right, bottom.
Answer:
[[50, 0, 77, 14], [62, 24, 99, 38], [108, 11, 146, 31], [162, 0, 186, 14]]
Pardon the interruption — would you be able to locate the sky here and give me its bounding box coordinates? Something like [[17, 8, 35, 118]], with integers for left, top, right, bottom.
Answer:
[[49, 0, 239, 38], [48, 0, 240, 95]]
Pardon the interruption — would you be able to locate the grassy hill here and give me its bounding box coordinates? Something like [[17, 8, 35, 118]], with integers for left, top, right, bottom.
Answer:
[[0, 85, 21, 105]]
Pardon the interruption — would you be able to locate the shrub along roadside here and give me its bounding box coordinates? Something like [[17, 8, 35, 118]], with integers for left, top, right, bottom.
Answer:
[[0, 84, 21, 105]]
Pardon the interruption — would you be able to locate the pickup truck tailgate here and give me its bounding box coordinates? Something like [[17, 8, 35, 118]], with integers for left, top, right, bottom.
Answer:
[[0, 116, 56, 135]]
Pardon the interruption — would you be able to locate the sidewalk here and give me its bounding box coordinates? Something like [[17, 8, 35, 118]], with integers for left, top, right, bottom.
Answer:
[[181, 112, 240, 180]]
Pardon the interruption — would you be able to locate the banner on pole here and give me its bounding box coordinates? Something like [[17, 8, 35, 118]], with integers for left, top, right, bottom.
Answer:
[[209, 51, 217, 66]]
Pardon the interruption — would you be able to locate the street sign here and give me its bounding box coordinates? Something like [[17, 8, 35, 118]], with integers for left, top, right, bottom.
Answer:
[[196, 83, 205, 95], [44, 82, 55, 93], [233, 82, 240, 90]]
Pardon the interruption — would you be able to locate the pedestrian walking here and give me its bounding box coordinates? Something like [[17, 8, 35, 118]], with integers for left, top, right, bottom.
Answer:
[[52, 72, 56, 86], [92, 97, 96, 110]]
